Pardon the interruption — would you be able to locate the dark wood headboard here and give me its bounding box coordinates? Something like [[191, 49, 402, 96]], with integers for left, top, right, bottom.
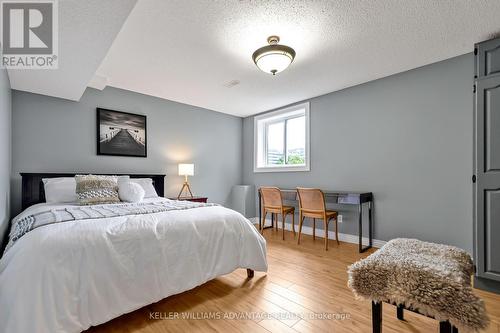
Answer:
[[20, 173, 166, 210]]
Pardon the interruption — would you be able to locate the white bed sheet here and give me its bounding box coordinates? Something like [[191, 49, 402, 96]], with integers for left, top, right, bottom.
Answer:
[[0, 198, 267, 333]]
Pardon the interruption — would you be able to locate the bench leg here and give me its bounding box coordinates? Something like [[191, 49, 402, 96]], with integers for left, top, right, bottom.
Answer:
[[372, 301, 382, 333], [396, 305, 404, 320], [439, 321, 451, 333]]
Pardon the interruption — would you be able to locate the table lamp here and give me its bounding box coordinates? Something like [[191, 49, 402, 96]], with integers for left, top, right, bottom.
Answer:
[[177, 163, 194, 198]]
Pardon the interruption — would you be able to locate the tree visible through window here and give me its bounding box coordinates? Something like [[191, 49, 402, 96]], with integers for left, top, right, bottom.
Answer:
[[254, 103, 310, 172], [267, 116, 305, 165]]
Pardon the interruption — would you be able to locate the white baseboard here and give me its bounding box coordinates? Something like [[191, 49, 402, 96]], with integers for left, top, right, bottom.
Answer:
[[249, 217, 386, 249]]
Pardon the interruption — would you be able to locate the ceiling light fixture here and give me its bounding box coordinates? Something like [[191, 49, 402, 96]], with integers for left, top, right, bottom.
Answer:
[[252, 36, 296, 75]]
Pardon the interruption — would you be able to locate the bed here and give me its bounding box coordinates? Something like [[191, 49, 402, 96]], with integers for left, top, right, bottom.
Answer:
[[0, 173, 268, 333]]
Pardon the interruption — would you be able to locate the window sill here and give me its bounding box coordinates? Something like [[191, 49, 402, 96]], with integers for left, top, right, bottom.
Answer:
[[253, 165, 310, 173]]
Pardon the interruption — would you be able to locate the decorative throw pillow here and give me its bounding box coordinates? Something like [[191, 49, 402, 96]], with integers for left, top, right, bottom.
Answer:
[[118, 181, 145, 203], [75, 175, 120, 205]]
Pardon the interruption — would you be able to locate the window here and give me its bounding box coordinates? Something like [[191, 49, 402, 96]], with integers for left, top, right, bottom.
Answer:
[[254, 102, 310, 172]]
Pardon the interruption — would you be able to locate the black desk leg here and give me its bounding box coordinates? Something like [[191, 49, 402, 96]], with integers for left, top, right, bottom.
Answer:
[[359, 200, 374, 253], [369, 200, 373, 248], [358, 203, 363, 253], [372, 301, 382, 333]]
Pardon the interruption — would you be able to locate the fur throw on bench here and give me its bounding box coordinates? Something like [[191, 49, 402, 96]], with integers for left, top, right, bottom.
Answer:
[[347, 238, 489, 332]]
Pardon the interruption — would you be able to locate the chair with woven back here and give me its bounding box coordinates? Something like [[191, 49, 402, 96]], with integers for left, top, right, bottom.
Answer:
[[296, 187, 339, 251], [259, 187, 295, 240]]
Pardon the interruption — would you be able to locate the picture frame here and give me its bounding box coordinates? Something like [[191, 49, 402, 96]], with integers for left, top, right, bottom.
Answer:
[[96, 108, 147, 157]]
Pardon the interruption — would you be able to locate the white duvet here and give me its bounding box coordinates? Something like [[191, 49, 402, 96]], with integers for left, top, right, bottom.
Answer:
[[0, 198, 267, 333]]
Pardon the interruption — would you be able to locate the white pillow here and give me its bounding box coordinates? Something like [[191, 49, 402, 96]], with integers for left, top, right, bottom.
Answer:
[[42, 177, 77, 203], [118, 182, 145, 203], [130, 178, 158, 198], [117, 175, 131, 184]]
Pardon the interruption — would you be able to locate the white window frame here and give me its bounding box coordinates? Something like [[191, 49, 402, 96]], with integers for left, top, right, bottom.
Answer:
[[254, 102, 310, 173]]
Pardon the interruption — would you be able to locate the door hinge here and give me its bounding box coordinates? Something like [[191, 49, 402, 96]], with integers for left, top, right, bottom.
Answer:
[[472, 175, 477, 183], [473, 84, 476, 93], [474, 48, 478, 56]]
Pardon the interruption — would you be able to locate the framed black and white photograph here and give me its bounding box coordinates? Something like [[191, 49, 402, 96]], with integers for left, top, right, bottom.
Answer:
[[97, 108, 147, 157]]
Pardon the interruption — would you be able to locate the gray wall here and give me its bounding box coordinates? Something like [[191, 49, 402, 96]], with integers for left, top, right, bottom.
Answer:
[[9, 54, 475, 251], [243, 54, 474, 252], [11, 87, 242, 215], [0, 66, 11, 244]]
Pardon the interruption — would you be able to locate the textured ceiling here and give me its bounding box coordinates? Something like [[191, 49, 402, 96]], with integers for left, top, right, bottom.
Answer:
[[8, 1, 500, 116], [7, 0, 137, 101], [93, 0, 500, 117]]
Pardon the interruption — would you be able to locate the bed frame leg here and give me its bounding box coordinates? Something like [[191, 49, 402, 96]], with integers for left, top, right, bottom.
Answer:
[[247, 269, 254, 279]]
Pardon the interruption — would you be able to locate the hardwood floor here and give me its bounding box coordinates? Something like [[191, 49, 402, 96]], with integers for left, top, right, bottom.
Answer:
[[87, 228, 500, 333]]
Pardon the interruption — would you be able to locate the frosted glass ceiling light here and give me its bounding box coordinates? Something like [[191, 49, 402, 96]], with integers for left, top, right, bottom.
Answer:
[[252, 36, 296, 75]]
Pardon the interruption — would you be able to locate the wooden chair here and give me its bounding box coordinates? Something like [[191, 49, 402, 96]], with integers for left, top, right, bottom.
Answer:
[[296, 187, 339, 250], [259, 187, 295, 240]]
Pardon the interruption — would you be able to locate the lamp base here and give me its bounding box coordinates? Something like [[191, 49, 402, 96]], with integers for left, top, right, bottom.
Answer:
[[177, 182, 193, 199]]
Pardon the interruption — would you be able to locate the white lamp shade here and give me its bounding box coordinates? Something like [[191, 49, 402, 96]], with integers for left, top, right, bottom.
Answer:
[[255, 51, 293, 75], [178, 163, 194, 176]]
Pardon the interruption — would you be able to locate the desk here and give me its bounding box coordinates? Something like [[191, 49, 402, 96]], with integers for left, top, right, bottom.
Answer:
[[258, 189, 373, 253]]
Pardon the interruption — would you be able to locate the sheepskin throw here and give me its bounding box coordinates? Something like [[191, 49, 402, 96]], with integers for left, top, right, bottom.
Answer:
[[347, 238, 489, 332], [75, 175, 120, 205]]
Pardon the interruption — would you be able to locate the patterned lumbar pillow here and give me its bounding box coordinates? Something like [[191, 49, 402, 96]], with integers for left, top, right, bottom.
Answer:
[[75, 175, 120, 205]]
